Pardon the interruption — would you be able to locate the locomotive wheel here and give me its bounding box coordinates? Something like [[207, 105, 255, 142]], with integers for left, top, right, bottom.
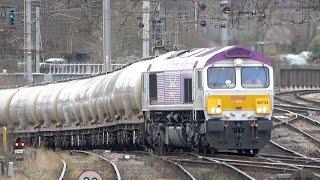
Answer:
[[156, 134, 164, 155]]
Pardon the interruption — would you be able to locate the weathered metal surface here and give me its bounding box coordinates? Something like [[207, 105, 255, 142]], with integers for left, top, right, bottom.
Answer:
[[274, 65, 320, 91]]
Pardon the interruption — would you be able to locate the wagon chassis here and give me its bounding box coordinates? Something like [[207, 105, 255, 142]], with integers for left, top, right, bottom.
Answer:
[[10, 120, 145, 150]]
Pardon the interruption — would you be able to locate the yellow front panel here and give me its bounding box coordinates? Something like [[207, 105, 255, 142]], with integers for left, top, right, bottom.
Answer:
[[207, 95, 271, 114]]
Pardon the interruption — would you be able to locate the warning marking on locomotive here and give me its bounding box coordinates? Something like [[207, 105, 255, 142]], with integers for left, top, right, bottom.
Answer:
[[78, 170, 103, 180], [230, 95, 248, 100]]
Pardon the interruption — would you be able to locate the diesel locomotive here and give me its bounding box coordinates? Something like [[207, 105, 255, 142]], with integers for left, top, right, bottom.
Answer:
[[0, 45, 273, 154]]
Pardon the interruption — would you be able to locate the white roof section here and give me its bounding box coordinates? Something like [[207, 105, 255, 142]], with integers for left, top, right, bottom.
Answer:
[[147, 46, 234, 72]]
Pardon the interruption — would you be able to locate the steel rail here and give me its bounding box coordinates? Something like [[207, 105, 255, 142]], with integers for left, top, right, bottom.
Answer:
[[269, 140, 310, 159], [273, 108, 320, 145], [148, 153, 196, 180], [58, 159, 67, 180], [256, 154, 302, 171], [273, 107, 320, 128], [272, 109, 320, 160], [275, 90, 320, 108], [188, 153, 255, 180], [160, 157, 196, 180], [125, 151, 196, 180], [274, 117, 320, 144], [258, 154, 320, 165], [274, 96, 308, 107], [168, 158, 298, 171], [267, 141, 320, 177], [274, 104, 320, 112], [71, 150, 121, 180], [259, 153, 320, 178], [295, 91, 320, 106], [208, 157, 320, 170]]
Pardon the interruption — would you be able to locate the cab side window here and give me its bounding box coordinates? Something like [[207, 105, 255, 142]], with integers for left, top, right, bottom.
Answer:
[[149, 74, 157, 100], [184, 78, 192, 103]]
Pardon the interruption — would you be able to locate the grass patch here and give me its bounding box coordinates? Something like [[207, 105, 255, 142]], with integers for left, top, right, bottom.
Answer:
[[8, 148, 62, 180]]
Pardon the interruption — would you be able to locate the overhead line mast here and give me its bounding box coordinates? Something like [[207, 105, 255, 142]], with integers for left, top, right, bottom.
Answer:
[[142, 0, 150, 58], [25, 0, 33, 84], [35, 6, 41, 73], [103, 0, 111, 73]]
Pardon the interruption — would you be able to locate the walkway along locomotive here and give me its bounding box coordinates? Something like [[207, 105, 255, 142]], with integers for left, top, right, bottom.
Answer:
[[0, 45, 274, 154]]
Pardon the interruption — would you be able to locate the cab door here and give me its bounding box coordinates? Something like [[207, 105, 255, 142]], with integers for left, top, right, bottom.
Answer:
[[193, 69, 203, 110]]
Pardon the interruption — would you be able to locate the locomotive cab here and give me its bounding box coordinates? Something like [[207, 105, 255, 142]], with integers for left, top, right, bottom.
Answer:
[[203, 57, 274, 153], [142, 45, 274, 154]]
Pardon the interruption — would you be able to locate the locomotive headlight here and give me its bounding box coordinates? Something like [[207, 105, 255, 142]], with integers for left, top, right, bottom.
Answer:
[[234, 58, 243, 66], [216, 108, 222, 114], [207, 96, 222, 115], [256, 107, 262, 113], [262, 107, 267, 113], [255, 97, 271, 114]]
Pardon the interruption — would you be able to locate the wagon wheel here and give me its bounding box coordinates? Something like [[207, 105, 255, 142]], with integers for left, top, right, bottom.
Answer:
[[156, 133, 163, 155]]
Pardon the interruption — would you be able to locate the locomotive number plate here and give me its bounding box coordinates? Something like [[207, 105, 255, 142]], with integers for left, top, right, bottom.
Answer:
[[256, 100, 269, 105]]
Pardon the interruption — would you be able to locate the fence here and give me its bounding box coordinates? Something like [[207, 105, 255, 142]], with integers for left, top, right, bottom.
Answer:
[[274, 65, 320, 91], [0, 63, 126, 88]]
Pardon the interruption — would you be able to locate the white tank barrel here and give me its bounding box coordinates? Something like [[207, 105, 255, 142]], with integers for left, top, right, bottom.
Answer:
[[9, 86, 45, 129], [36, 83, 67, 128], [87, 75, 106, 123], [0, 89, 18, 127], [113, 61, 150, 119]]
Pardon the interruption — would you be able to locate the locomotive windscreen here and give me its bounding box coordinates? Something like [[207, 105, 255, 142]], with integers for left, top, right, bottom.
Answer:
[[241, 67, 269, 88], [207, 67, 236, 88]]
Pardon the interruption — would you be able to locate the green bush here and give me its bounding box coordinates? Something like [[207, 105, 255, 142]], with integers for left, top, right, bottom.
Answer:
[[309, 36, 320, 60]]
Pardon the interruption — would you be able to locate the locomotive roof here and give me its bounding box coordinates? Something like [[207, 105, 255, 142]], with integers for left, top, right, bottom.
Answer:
[[147, 44, 271, 72]]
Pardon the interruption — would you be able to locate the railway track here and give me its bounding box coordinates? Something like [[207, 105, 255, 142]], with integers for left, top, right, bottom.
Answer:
[[163, 153, 254, 180], [275, 90, 320, 108], [295, 91, 320, 106], [260, 103, 320, 178], [96, 151, 196, 180], [208, 156, 297, 180], [259, 154, 320, 167], [272, 108, 320, 158], [269, 108, 320, 177], [163, 152, 320, 180], [259, 141, 301, 157], [58, 159, 67, 180], [63, 150, 120, 180], [274, 90, 320, 120], [194, 146, 320, 179]]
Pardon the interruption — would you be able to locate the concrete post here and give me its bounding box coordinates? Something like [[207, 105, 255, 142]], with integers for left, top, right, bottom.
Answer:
[[103, 0, 111, 72], [142, 0, 150, 58], [7, 162, 13, 177], [35, 7, 41, 73], [2, 127, 8, 154], [25, 0, 33, 84]]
